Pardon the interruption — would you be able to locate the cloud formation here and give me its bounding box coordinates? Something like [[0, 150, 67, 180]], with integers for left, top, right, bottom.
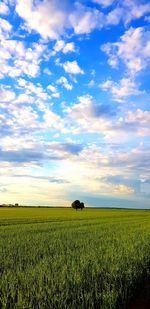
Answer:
[[62, 60, 84, 75], [0, 0, 149, 207], [102, 26, 150, 75], [16, 0, 67, 40], [100, 78, 143, 102]]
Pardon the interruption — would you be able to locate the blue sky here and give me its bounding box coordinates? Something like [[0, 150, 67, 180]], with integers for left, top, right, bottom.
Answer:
[[0, 0, 150, 208]]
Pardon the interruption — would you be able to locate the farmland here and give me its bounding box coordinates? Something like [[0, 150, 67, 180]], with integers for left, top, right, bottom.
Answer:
[[0, 207, 150, 309]]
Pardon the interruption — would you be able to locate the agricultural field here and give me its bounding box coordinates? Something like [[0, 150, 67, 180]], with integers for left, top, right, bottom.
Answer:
[[0, 207, 150, 309]]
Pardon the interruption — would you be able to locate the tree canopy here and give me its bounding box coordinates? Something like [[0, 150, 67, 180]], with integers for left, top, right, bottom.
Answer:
[[71, 200, 85, 210]]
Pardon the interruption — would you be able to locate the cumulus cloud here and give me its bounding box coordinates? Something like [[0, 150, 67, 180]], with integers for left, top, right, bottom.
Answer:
[[87, 79, 95, 88], [53, 40, 65, 52], [0, 2, 10, 15], [69, 2, 104, 34], [15, 0, 105, 39], [0, 80, 65, 139], [0, 26, 47, 78], [64, 94, 114, 134], [63, 42, 76, 53], [53, 40, 75, 54], [106, 7, 123, 25], [62, 60, 84, 75], [0, 85, 16, 102], [47, 84, 60, 98], [16, 0, 68, 40], [125, 109, 150, 136], [102, 26, 150, 75], [126, 109, 150, 125], [55, 142, 150, 199], [43, 68, 52, 76], [13, 0, 150, 41], [114, 144, 150, 179], [92, 0, 114, 7], [57, 76, 73, 90], [47, 84, 57, 93], [17, 79, 49, 101], [105, 1, 150, 26], [0, 103, 42, 139], [122, 0, 150, 25], [0, 137, 84, 164], [63, 94, 150, 141], [0, 17, 12, 38], [113, 184, 134, 194], [100, 77, 143, 102]]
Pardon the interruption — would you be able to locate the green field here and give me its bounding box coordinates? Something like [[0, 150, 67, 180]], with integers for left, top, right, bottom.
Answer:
[[0, 207, 150, 309]]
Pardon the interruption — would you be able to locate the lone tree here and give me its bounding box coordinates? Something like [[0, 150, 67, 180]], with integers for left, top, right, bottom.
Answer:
[[80, 202, 84, 210], [71, 200, 85, 210]]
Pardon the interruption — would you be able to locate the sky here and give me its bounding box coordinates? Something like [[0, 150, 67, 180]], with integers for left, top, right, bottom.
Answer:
[[0, 0, 150, 208]]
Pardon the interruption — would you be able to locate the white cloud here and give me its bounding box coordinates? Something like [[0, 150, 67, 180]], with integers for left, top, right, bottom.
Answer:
[[64, 94, 111, 134], [0, 135, 37, 152], [69, 2, 104, 34], [105, 1, 150, 26], [63, 94, 150, 141], [144, 40, 150, 57], [100, 79, 112, 90], [53, 40, 75, 54], [106, 8, 123, 25], [43, 110, 61, 128], [43, 68, 52, 76], [17, 79, 26, 87], [47, 84, 57, 93], [92, 0, 114, 7], [0, 2, 10, 15], [14, 93, 34, 105], [0, 17, 12, 38], [113, 184, 134, 194], [100, 77, 143, 101], [87, 79, 95, 88], [14, 59, 39, 77], [0, 97, 42, 136], [62, 60, 84, 75], [0, 82, 65, 140], [63, 42, 75, 54], [47, 84, 60, 98], [14, 0, 150, 41], [56, 142, 150, 198], [16, 0, 67, 40], [123, 1, 150, 25], [102, 27, 150, 75], [0, 33, 46, 78], [126, 109, 150, 136], [18, 79, 49, 101], [15, 1, 105, 39], [0, 85, 16, 102], [126, 109, 150, 125], [57, 76, 73, 90], [54, 40, 65, 52], [10, 105, 39, 129], [52, 92, 60, 98]]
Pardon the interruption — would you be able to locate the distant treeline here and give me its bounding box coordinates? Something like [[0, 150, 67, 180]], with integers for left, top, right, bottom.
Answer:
[[0, 203, 19, 207]]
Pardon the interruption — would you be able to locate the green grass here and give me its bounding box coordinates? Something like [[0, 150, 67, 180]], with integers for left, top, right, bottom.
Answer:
[[0, 207, 150, 309]]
